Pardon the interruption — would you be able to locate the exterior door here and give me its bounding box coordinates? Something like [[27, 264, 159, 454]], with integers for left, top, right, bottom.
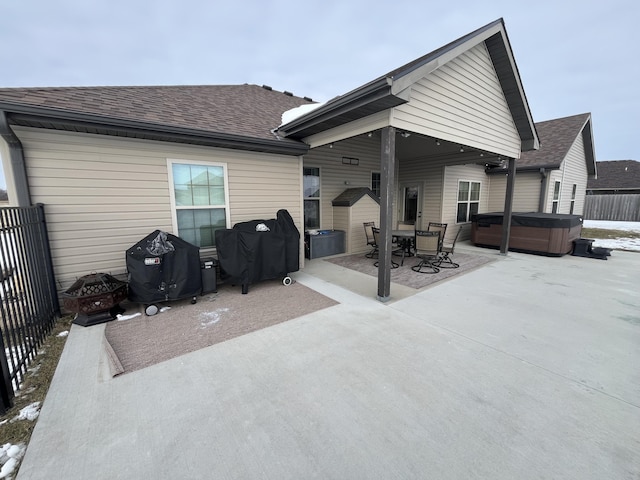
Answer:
[[399, 182, 422, 227]]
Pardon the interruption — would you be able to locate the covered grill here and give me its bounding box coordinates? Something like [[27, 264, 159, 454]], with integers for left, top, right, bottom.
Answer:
[[126, 230, 201, 314], [215, 209, 299, 294]]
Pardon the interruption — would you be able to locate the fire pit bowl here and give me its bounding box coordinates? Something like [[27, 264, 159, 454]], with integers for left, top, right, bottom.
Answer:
[[63, 272, 127, 326]]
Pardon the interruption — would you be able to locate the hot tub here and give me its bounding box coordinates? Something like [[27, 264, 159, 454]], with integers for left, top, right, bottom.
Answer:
[[471, 212, 583, 256]]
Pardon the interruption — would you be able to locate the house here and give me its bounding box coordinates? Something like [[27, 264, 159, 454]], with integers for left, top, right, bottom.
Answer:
[[585, 160, 640, 221], [0, 18, 540, 301], [486, 113, 597, 216], [587, 160, 640, 195]]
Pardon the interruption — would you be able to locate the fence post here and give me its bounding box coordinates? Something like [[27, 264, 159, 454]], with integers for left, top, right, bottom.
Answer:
[[37, 204, 61, 316], [0, 333, 14, 414]]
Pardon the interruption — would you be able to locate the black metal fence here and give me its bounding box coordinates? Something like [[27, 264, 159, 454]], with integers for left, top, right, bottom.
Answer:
[[0, 204, 60, 414]]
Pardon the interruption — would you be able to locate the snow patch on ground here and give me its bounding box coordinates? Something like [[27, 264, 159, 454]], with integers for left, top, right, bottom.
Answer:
[[200, 308, 229, 328], [0, 442, 26, 479], [583, 220, 640, 251], [13, 403, 40, 422]]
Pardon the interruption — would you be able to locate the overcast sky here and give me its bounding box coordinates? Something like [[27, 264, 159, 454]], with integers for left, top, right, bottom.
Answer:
[[1, 0, 638, 189]]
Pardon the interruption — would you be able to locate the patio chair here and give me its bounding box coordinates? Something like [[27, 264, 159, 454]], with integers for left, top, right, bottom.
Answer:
[[427, 222, 447, 251], [438, 225, 462, 268], [363, 222, 378, 258], [372, 227, 399, 268], [411, 230, 440, 274]]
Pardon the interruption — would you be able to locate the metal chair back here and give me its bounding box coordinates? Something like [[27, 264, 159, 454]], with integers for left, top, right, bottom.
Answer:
[[414, 230, 440, 256], [427, 222, 447, 248], [363, 222, 376, 246]]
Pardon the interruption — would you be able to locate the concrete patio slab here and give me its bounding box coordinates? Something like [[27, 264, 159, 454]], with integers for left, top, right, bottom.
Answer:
[[16, 248, 640, 479]]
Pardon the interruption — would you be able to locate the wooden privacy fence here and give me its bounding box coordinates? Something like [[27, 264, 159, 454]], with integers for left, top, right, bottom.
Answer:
[[584, 194, 640, 222], [0, 204, 60, 414]]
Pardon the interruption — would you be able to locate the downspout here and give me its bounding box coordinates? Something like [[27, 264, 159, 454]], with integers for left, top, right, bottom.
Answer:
[[538, 168, 548, 212], [0, 111, 31, 207]]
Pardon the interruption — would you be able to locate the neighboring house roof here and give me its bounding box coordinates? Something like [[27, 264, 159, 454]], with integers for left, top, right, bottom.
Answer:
[[0, 84, 312, 155], [278, 18, 539, 152], [587, 160, 640, 191], [487, 112, 596, 176]]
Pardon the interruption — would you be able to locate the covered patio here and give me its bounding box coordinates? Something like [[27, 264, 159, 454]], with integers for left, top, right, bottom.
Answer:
[[278, 19, 539, 300]]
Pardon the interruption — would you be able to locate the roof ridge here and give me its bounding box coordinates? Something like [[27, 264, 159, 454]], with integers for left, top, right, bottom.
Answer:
[[535, 112, 590, 126]]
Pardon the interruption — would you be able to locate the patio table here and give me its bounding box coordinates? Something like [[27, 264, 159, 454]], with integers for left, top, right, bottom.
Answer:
[[392, 230, 415, 265]]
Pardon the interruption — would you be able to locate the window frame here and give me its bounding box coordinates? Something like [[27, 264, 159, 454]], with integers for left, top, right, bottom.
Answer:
[[570, 184, 577, 214], [303, 166, 321, 230], [371, 171, 381, 197], [552, 181, 561, 214], [456, 180, 481, 224], [167, 158, 231, 248]]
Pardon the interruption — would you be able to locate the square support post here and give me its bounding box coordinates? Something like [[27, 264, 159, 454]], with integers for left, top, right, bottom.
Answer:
[[377, 126, 396, 301], [500, 157, 516, 255]]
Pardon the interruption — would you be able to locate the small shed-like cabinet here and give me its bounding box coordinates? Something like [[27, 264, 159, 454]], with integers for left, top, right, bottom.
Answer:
[[332, 188, 380, 254]]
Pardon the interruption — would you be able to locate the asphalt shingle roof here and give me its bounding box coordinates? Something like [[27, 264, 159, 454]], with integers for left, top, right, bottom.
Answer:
[[0, 84, 314, 142], [588, 160, 640, 190], [331, 187, 380, 207], [518, 113, 591, 168]]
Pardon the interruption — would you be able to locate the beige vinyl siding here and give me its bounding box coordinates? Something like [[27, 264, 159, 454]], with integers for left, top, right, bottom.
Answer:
[[487, 172, 542, 212], [559, 134, 588, 215], [397, 158, 443, 230], [303, 111, 390, 149], [303, 136, 381, 230], [443, 164, 488, 241], [13, 127, 302, 291], [332, 207, 349, 241], [398, 160, 489, 241], [333, 196, 380, 254], [391, 43, 521, 158]]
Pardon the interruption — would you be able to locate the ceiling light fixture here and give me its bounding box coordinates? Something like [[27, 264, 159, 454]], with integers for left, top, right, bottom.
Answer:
[[400, 131, 411, 138], [459, 146, 465, 153]]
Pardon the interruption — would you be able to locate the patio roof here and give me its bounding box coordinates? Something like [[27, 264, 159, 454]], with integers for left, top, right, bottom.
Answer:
[[277, 18, 539, 152]]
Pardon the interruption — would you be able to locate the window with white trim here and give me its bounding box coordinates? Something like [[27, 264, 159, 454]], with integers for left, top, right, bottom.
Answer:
[[303, 167, 320, 229], [552, 181, 561, 213], [456, 180, 480, 223], [168, 160, 229, 248], [570, 184, 577, 214]]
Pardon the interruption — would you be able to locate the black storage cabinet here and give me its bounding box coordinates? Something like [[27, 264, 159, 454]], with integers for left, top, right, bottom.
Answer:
[[200, 257, 218, 294], [126, 230, 202, 306], [215, 209, 300, 294]]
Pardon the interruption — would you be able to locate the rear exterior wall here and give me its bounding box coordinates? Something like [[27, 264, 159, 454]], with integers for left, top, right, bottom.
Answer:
[[12, 127, 303, 292]]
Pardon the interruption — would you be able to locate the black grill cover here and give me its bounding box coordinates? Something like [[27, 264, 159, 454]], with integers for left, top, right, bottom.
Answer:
[[126, 230, 201, 303], [215, 209, 300, 293]]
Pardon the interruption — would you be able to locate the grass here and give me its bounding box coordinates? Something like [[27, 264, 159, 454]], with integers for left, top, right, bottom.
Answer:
[[0, 315, 73, 462], [581, 227, 640, 240]]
